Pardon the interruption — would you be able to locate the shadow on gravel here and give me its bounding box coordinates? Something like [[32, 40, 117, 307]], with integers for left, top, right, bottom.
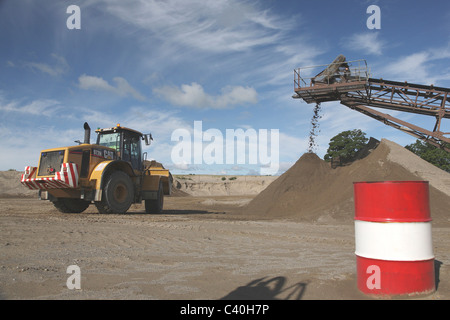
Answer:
[[221, 276, 308, 300], [435, 260, 442, 290]]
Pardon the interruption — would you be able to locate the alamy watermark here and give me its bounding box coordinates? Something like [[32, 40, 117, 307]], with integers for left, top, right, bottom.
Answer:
[[66, 265, 81, 290], [171, 121, 279, 175], [66, 5, 81, 30], [366, 264, 381, 290], [366, 5, 381, 30]]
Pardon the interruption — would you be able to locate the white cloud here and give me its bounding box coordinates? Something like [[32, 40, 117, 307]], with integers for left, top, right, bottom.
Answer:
[[78, 74, 146, 101], [429, 45, 450, 60], [0, 98, 62, 116], [343, 32, 385, 56], [153, 82, 257, 109], [252, 40, 324, 88], [78, 74, 113, 92], [383, 52, 429, 81], [24, 53, 69, 76], [102, 0, 291, 53], [378, 46, 450, 85]]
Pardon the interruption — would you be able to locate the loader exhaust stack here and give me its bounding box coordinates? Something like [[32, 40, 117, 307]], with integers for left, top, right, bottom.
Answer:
[[84, 122, 91, 144]]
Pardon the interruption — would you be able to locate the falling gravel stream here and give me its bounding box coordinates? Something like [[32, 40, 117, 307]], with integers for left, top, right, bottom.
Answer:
[[308, 103, 322, 153]]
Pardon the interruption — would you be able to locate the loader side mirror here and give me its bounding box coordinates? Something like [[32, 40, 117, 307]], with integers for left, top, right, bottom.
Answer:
[[144, 133, 153, 146]]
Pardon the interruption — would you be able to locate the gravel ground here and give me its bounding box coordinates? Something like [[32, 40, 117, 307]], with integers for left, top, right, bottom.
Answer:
[[1, 196, 449, 300]]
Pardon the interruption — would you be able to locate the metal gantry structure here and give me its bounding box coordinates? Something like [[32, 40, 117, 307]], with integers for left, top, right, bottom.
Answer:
[[292, 56, 450, 152]]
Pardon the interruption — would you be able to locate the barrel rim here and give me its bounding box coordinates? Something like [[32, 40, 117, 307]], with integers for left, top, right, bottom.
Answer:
[[355, 254, 435, 262], [353, 180, 429, 185], [354, 217, 432, 222]]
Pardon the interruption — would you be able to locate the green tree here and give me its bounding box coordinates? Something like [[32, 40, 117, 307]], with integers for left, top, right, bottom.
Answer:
[[405, 140, 450, 172], [324, 129, 368, 162]]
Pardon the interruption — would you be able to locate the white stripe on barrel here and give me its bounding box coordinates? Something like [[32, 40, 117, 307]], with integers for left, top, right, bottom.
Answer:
[[355, 220, 433, 261]]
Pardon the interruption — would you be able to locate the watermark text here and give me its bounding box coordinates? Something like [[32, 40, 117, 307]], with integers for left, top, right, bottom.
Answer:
[[171, 121, 279, 175], [366, 5, 381, 30], [66, 264, 81, 289], [66, 5, 81, 30]]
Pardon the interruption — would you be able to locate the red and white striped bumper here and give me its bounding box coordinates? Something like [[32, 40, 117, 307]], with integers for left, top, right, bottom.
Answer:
[[21, 163, 79, 190]]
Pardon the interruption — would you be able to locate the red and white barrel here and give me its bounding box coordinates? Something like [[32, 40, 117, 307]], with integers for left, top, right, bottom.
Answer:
[[354, 181, 435, 296]]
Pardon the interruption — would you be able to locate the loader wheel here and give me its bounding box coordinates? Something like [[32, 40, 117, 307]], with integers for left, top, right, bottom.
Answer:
[[145, 180, 164, 214], [52, 198, 90, 213], [95, 171, 134, 214]]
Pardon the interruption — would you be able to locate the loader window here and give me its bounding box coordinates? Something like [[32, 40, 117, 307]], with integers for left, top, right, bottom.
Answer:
[[98, 133, 120, 151], [130, 136, 141, 170], [38, 150, 65, 176], [122, 132, 142, 171]]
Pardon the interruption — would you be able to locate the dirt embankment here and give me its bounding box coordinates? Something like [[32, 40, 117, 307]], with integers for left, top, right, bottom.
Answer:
[[242, 139, 450, 226], [0, 171, 36, 198], [173, 175, 278, 197]]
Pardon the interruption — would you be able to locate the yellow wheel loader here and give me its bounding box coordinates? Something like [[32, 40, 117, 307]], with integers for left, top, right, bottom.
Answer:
[[21, 122, 172, 214]]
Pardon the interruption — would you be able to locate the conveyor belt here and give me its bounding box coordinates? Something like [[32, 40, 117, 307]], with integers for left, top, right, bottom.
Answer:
[[293, 63, 450, 151]]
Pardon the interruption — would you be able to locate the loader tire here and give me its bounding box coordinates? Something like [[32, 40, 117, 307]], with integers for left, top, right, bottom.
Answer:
[[145, 180, 164, 214], [52, 198, 90, 213], [95, 171, 134, 214]]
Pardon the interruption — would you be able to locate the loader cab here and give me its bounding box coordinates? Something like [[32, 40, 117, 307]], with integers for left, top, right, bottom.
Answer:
[[96, 124, 151, 172]]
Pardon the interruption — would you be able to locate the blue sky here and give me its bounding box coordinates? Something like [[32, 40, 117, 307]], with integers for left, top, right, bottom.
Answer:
[[1, 0, 450, 175]]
